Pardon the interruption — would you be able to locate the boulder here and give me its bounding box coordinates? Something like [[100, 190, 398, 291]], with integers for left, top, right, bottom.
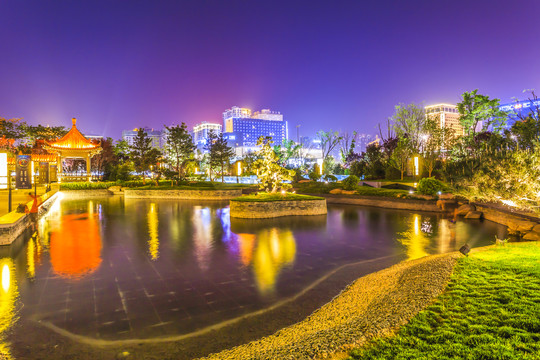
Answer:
[[329, 189, 343, 194], [298, 180, 312, 183], [532, 224, 540, 233], [413, 194, 436, 200], [108, 186, 122, 192], [506, 220, 536, 233], [456, 204, 476, 216], [342, 190, 357, 195], [522, 231, 540, 241], [465, 211, 483, 219], [437, 199, 457, 211]]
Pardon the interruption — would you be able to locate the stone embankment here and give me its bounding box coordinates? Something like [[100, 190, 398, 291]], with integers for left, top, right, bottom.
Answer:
[[201, 253, 460, 360], [229, 199, 327, 218], [123, 189, 242, 200]]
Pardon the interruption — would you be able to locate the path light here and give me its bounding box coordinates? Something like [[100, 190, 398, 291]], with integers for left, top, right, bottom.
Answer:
[[459, 244, 471, 256], [281, 190, 286, 195]]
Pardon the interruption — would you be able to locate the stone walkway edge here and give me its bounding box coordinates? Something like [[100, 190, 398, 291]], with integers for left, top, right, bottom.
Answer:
[[201, 252, 462, 360]]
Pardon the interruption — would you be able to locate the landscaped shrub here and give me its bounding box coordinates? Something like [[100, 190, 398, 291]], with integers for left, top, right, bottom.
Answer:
[[323, 174, 338, 182], [385, 166, 401, 180], [342, 175, 360, 190], [308, 170, 321, 182], [417, 177, 446, 195], [60, 182, 116, 190]]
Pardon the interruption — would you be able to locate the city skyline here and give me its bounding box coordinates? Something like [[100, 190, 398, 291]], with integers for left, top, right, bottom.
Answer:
[[1, 1, 539, 139]]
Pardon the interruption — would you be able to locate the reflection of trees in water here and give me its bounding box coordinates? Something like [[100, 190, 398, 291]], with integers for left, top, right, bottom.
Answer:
[[0, 258, 18, 359], [341, 208, 359, 226], [237, 228, 297, 295]]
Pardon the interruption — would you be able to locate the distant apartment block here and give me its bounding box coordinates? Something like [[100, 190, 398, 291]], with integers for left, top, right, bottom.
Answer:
[[122, 127, 164, 149], [192, 122, 222, 151], [425, 104, 464, 136], [222, 106, 288, 148]]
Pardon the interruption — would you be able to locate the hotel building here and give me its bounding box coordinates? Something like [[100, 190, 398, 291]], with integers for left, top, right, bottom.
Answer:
[[425, 103, 464, 136]]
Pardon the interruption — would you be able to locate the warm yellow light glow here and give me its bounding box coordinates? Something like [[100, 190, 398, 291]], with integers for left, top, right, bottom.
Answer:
[[147, 203, 159, 260], [27, 238, 35, 279], [237, 162, 242, 176], [252, 228, 296, 295], [397, 214, 429, 260], [414, 156, 419, 176], [0, 153, 7, 190], [0, 257, 18, 359], [1, 265, 9, 293], [317, 158, 323, 175], [414, 182, 417, 188]]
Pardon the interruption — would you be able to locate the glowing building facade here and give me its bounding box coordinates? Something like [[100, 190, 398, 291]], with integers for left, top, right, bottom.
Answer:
[[425, 103, 464, 137], [122, 127, 164, 149], [192, 122, 222, 151], [222, 106, 288, 148]]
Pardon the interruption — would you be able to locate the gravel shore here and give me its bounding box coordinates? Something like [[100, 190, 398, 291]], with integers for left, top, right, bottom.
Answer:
[[201, 252, 460, 360]]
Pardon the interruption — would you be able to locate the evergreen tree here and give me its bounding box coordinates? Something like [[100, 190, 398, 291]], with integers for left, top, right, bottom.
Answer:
[[130, 128, 161, 183], [205, 131, 234, 182], [164, 123, 195, 179]]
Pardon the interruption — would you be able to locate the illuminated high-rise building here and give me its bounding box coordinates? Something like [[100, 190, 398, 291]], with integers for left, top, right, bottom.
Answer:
[[222, 106, 288, 148], [425, 104, 464, 136], [122, 127, 164, 148], [192, 122, 222, 150]]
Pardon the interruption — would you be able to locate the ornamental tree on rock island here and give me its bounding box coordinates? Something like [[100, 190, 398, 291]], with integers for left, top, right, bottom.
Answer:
[[254, 136, 295, 193]]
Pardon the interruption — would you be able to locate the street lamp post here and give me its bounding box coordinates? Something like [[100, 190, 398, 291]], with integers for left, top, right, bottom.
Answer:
[[8, 171, 12, 213]]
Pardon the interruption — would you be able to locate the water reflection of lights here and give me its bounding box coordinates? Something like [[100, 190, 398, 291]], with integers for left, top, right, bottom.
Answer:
[[147, 203, 159, 260], [1, 265, 9, 293], [26, 234, 42, 279], [252, 228, 296, 295], [0, 258, 17, 359], [237, 233, 256, 266], [397, 214, 430, 260], [192, 207, 213, 271], [49, 213, 102, 279]]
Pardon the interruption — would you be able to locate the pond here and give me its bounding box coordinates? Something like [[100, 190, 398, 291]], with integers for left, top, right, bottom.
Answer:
[[0, 195, 506, 345]]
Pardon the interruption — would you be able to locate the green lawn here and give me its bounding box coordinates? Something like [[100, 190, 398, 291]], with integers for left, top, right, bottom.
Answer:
[[348, 242, 540, 360], [231, 192, 324, 202], [355, 186, 409, 198]]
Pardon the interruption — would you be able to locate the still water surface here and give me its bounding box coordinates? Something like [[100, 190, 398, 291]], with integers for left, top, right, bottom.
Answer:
[[0, 196, 507, 344]]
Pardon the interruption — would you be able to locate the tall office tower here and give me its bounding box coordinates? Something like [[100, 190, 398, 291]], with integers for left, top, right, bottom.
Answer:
[[192, 122, 222, 150], [222, 106, 288, 147], [425, 104, 464, 136], [122, 127, 164, 149]]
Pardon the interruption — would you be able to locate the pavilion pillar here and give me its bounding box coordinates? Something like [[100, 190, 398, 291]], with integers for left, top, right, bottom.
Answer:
[[86, 154, 91, 182], [57, 155, 62, 183]]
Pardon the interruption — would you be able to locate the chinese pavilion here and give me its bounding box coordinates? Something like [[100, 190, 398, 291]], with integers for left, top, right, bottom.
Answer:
[[43, 118, 102, 182]]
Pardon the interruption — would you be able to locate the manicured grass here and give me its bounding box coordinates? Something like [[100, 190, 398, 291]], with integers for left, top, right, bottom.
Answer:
[[348, 242, 540, 360], [232, 192, 324, 202], [294, 182, 410, 198], [294, 182, 341, 194]]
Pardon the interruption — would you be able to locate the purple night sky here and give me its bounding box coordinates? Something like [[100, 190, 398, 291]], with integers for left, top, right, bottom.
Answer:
[[0, 0, 539, 139]]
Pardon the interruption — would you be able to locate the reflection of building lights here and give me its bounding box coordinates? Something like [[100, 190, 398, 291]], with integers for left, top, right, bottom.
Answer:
[[397, 214, 429, 260], [1, 265, 9, 292], [27, 238, 35, 278], [147, 203, 159, 260]]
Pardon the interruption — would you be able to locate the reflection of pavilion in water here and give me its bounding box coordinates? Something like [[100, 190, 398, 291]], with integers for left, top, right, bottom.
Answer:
[[47, 201, 103, 279]]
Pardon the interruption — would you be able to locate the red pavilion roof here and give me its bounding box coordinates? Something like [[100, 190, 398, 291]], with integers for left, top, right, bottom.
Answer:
[[45, 118, 101, 150]]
